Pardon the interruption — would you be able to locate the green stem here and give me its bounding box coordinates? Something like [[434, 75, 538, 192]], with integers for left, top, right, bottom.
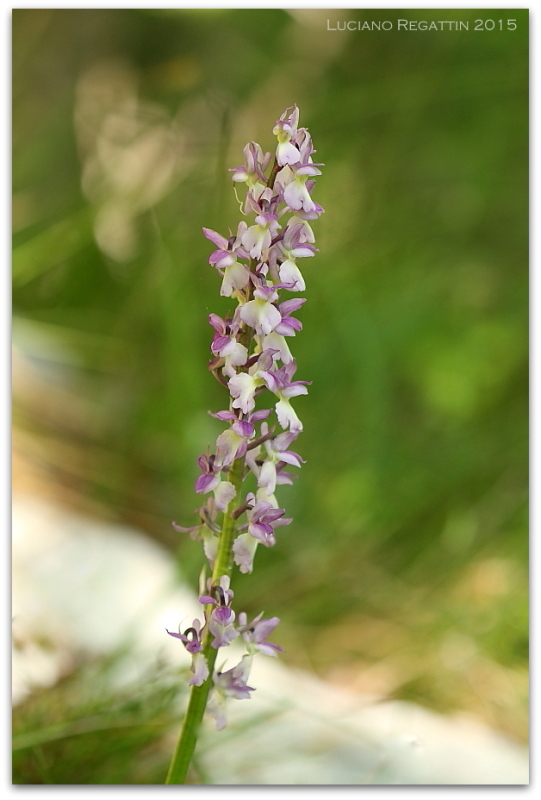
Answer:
[[165, 457, 245, 784], [210, 458, 245, 581]]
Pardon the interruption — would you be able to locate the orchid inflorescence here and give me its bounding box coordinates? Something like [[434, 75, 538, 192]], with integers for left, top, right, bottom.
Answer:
[[167, 105, 323, 733]]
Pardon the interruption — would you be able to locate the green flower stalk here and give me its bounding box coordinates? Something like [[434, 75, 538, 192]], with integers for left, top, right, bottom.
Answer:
[[165, 106, 323, 784]]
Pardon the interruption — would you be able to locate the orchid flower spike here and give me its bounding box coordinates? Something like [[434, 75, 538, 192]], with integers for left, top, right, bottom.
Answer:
[[167, 106, 322, 749]]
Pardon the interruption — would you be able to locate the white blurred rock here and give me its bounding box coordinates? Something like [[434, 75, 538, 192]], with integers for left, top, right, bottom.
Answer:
[[12, 493, 198, 702]]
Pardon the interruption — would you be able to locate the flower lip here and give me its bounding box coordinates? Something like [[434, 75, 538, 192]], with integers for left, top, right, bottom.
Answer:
[[213, 605, 235, 625]]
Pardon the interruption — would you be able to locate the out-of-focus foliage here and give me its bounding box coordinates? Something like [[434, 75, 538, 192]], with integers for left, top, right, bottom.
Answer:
[[13, 7, 528, 782], [12, 657, 185, 785]]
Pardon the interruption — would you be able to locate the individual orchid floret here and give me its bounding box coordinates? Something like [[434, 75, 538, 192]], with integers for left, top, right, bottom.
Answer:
[[227, 347, 279, 413], [279, 222, 318, 260], [247, 446, 298, 492], [258, 426, 305, 496], [273, 164, 296, 199], [239, 281, 282, 335], [259, 360, 311, 432], [241, 211, 280, 260], [227, 371, 263, 415], [259, 359, 310, 396], [203, 226, 251, 297], [207, 655, 255, 730], [199, 576, 239, 648], [259, 298, 305, 363], [166, 618, 204, 653], [286, 207, 324, 244], [233, 491, 291, 573], [203, 228, 237, 270], [295, 127, 316, 165], [220, 259, 250, 298], [200, 574, 234, 606], [212, 411, 256, 467], [267, 429, 304, 468], [230, 142, 270, 185], [273, 105, 301, 166], [283, 164, 322, 213], [202, 226, 230, 259], [166, 619, 210, 687], [215, 654, 255, 699], [237, 612, 284, 657], [230, 142, 271, 211], [274, 297, 305, 336], [195, 453, 220, 495], [278, 222, 317, 259], [246, 500, 292, 547], [194, 453, 235, 512], [208, 312, 248, 378], [274, 223, 317, 291], [203, 224, 250, 262]]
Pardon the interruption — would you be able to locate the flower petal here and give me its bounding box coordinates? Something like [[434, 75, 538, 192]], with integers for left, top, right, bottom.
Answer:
[[232, 532, 258, 574], [278, 259, 306, 292], [202, 227, 228, 250], [195, 473, 220, 494], [275, 398, 303, 431]]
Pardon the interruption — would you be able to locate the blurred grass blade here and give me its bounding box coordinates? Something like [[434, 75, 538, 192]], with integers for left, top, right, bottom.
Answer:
[[13, 208, 94, 287]]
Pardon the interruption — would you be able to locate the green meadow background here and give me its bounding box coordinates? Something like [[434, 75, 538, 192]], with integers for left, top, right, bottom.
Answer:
[[12, 8, 528, 783]]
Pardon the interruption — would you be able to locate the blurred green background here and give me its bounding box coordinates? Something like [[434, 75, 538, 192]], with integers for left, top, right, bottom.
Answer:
[[13, 7, 528, 783]]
